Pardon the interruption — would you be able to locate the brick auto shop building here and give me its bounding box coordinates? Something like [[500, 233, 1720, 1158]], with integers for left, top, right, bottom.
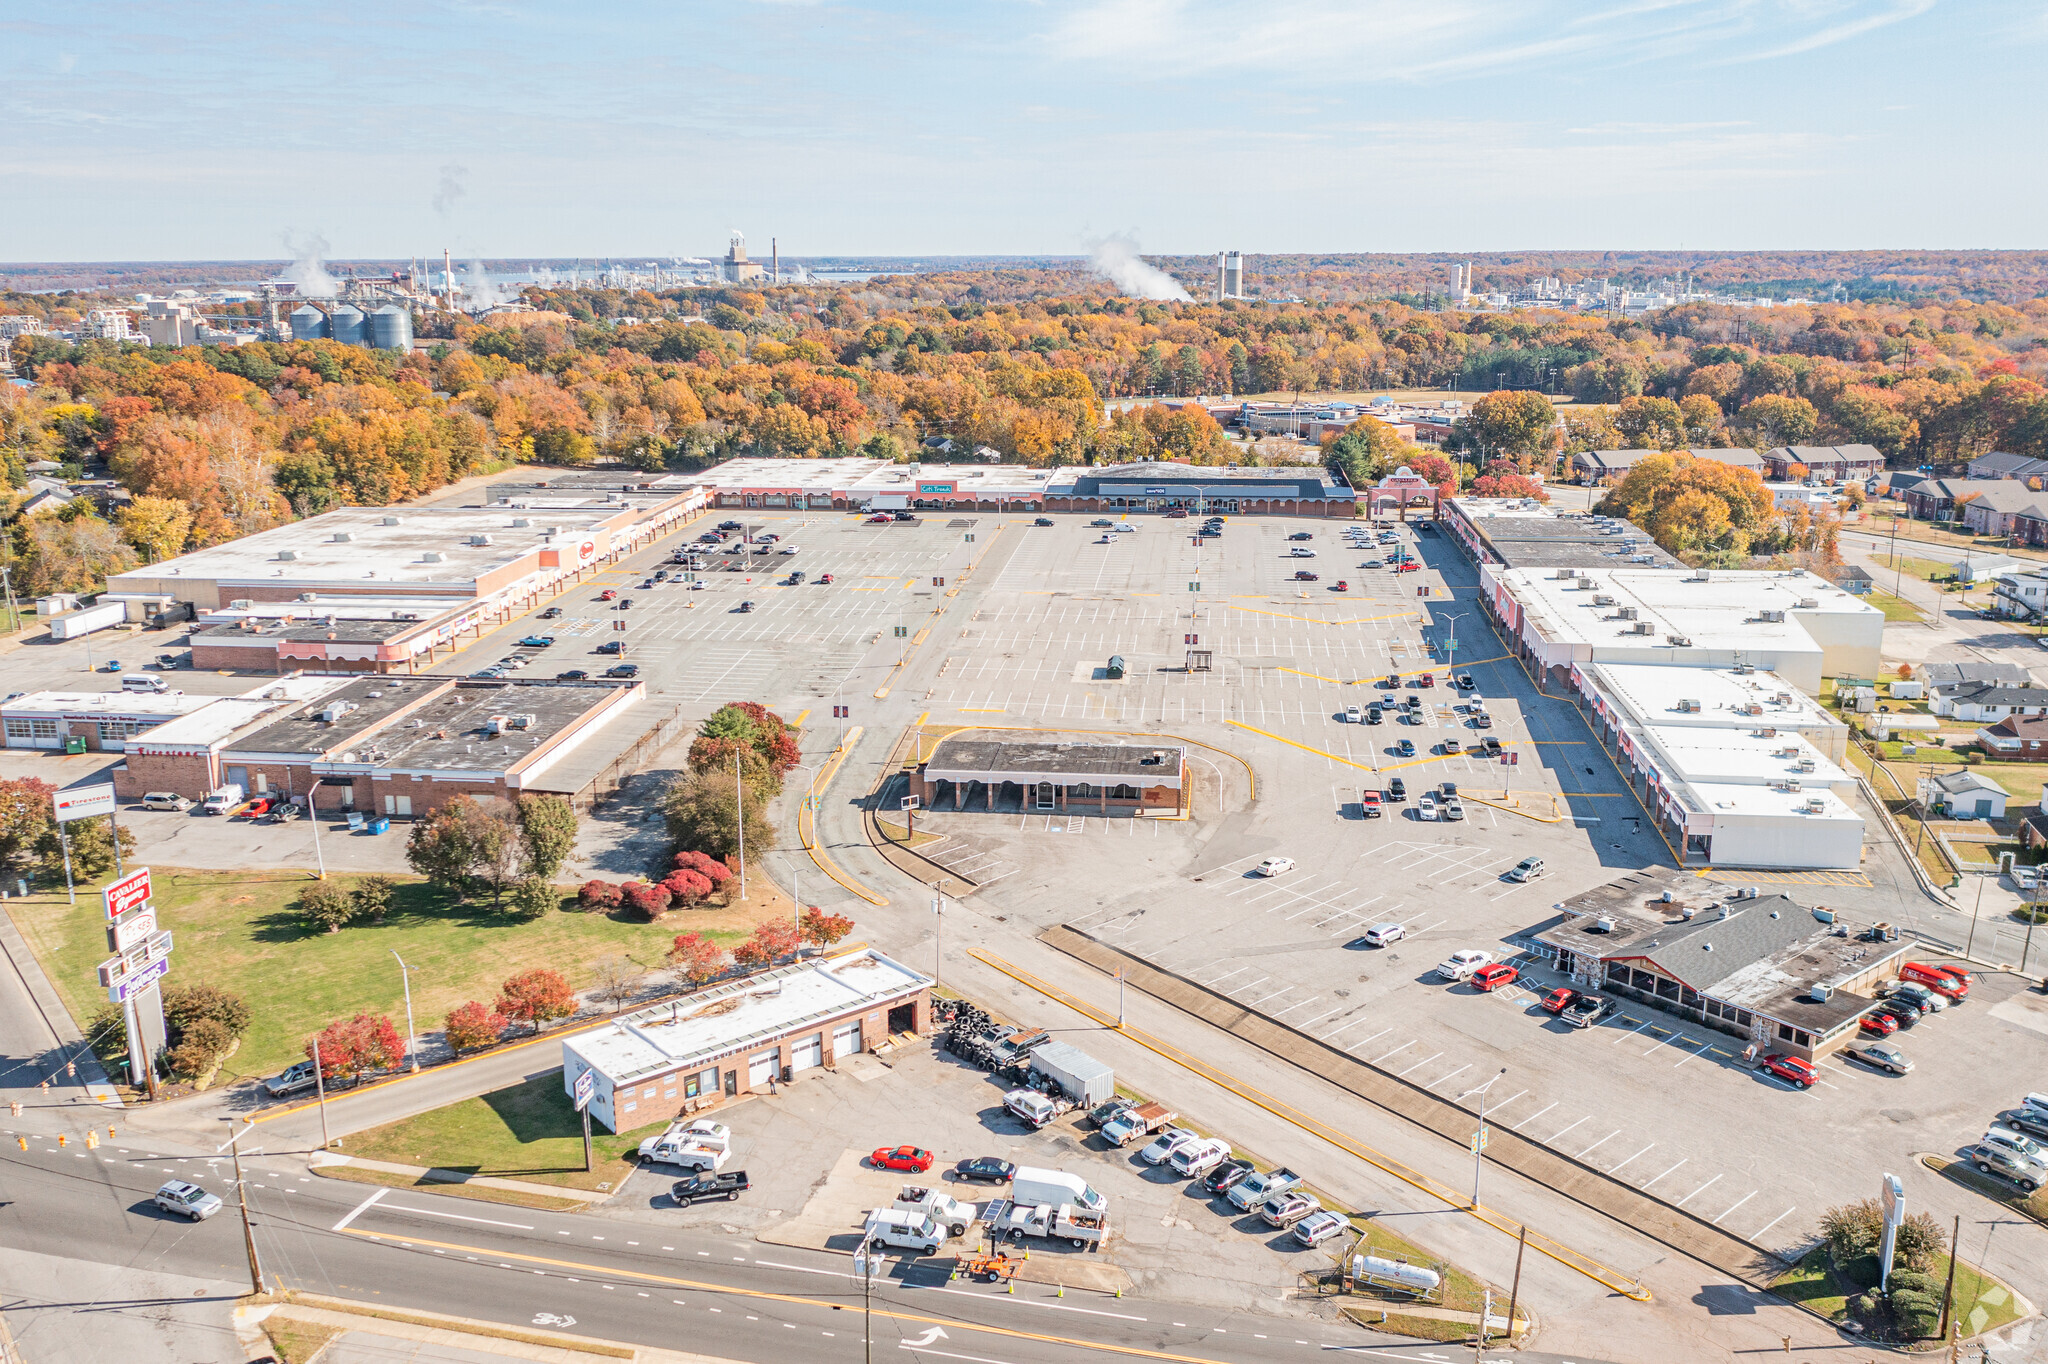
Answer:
[[909, 734, 1188, 816]]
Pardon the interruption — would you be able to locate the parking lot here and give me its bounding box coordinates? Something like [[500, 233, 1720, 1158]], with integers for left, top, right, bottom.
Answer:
[[586, 1038, 1359, 1319]]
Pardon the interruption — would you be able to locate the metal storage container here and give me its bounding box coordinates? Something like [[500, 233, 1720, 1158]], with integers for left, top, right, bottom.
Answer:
[[328, 303, 366, 346], [289, 304, 329, 341], [1027, 1041, 1114, 1107], [369, 304, 413, 351]]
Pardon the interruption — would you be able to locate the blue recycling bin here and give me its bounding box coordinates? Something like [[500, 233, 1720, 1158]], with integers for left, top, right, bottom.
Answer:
[[368, 816, 390, 835]]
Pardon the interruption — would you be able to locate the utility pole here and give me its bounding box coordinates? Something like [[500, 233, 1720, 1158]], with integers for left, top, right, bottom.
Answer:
[[931, 884, 945, 992], [855, 1232, 879, 1364], [1504, 1225, 1527, 1348], [224, 1119, 267, 1295], [311, 1035, 331, 1149], [736, 754, 747, 900], [1937, 1213, 1961, 1339]]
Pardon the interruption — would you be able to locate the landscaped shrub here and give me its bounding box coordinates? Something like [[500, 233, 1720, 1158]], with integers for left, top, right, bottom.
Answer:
[[621, 881, 673, 921], [578, 879, 623, 912]]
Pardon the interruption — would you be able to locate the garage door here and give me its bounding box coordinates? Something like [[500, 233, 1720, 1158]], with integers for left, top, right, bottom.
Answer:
[[791, 1033, 823, 1072], [832, 1021, 862, 1058], [747, 1049, 780, 1087]]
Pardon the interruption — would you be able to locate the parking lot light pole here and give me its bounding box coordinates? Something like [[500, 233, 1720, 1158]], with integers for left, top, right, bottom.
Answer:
[[1469, 1067, 1507, 1208], [391, 950, 420, 1073]]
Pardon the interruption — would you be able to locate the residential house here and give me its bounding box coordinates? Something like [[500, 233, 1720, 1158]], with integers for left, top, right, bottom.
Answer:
[[1978, 714, 2048, 761], [1917, 661, 2034, 689], [1826, 565, 1874, 596], [2015, 507, 2048, 549], [1947, 552, 2020, 584], [1901, 478, 2002, 521], [1928, 679, 2048, 722], [1993, 568, 2048, 619], [1968, 451, 2048, 482], [1762, 444, 1885, 483], [2019, 786, 2048, 853], [1570, 447, 1765, 485], [1922, 769, 2009, 820], [1954, 482, 2048, 537]]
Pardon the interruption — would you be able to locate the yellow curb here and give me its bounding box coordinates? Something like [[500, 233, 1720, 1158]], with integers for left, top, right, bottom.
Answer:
[[799, 730, 889, 907]]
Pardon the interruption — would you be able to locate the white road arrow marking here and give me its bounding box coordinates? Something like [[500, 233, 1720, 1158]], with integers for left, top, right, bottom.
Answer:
[[903, 1326, 950, 1347]]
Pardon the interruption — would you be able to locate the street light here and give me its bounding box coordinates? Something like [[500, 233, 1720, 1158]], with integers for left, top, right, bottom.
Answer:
[[390, 949, 420, 1073], [1465, 1067, 1509, 1208]]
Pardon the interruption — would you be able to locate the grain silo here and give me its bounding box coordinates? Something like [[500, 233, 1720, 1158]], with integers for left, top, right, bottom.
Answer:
[[328, 303, 366, 346], [369, 304, 413, 351], [290, 304, 330, 341]]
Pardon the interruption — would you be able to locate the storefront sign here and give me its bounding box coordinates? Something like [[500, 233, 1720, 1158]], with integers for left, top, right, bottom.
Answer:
[[107, 956, 170, 1003], [107, 906, 157, 953], [103, 866, 152, 920], [54, 784, 117, 823], [97, 930, 174, 989]]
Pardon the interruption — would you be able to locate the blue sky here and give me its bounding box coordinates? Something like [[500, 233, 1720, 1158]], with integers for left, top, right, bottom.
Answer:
[[2, 0, 2040, 261]]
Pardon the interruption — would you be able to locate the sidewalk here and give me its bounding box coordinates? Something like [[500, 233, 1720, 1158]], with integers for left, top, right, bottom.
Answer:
[[308, 1151, 613, 1203]]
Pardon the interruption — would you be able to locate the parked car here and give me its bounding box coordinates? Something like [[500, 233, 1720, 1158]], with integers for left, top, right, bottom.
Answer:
[[953, 1156, 1017, 1184], [1396, 738, 1416, 757], [1565, 994, 1610, 1029], [1259, 1190, 1321, 1228], [1441, 737, 1463, 755], [153, 1180, 223, 1221], [818, 574, 834, 585], [1454, 673, 1475, 689], [1436, 950, 1493, 981], [1884, 981, 1948, 1012], [598, 589, 617, 600], [672, 1170, 751, 1204], [516, 634, 554, 648], [1170, 1137, 1232, 1179], [1480, 736, 1504, 757], [1872, 1000, 1922, 1029], [1293, 571, 1319, 582], [140, 792, 193, 812], [1859, 1011, 1899, 1037], [867, 513, 894, 523], [1087, 1098, 1136, 1131], [1386, 777, 1407, 801], [1757, 1053, 1817, 1088], [1982, 1126, 2046, 1165], [1841, 1040, 1913, 1075], [1202, 1158, 1256, 1196], [1365, 706, 1382, 725], [1507, 856, 1546, 882], [1003, 1089, 1059, 1128], [1293, 1209, 1348, 1247], [604, 664, 640, 678], [1034, 517, 1054, 526], [1472, 711, 1494, 729], [540, 606, 564, 618], [1139, 1127, 1200, 1166], [556, 669, 590, 680], [738, 600, 755, 613], [1288, 531, 1313, 541], [1540, 987, 1578, 1014], [1334, 581, 1349, 592], [870, 1145, 935, 1173], [1443, 797, 1466, 821], [1416, 794, 1439, 821], [1359, 790, 1383, 819], [1471, 963, 1519, 992], [2002, 1108, 2048, 1140], [1345, 705, 1363, 723], [1361, 922, 1405, 947], [1968, 1143, 2043, 1192], [1255, 857, 1296, 877], [263, 1060, 319, 1098], [1900, 961, 1970, 1002]]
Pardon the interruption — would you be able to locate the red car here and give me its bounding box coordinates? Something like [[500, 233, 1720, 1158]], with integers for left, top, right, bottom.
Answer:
[[1395, 562, 1421, 574], [869, 1145, 934, 1173], [1539, 986, 1578, 1014], [818, 574, 834, 585], [866, 514, 893, 523], [1758, 1053, 1817, 1088], [1360, 790, 1382, 818], [598, 589, 618, 601], [1471, 963, 1519, 992], [1419, 673, 1435, 688], [1859, 1011, 1899, 1037]]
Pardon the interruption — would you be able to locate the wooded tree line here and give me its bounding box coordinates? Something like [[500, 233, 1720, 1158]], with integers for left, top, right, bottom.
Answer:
[[7, 281, 2048, 596]]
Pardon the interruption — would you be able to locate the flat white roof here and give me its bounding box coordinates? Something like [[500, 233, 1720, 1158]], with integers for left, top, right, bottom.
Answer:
[[130, 677, 351, 749], [1586, 663, 1843, 733], [105, 504, 652, 588], [0, 689, 216, 719], [1642, 727, 1851, 789], [1687, 780, 1861, 823], [563, 948, 931, 1087], [1502, 567, 1877, 653], [689, 456, 1055, 496]]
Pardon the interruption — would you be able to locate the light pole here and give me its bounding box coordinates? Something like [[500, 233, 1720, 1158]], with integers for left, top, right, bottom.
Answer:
[[735, 753, 747, 900], [1467, 1067, 1508, 1208], [931, 880, 949, 992], [390, 949, 420, 1073], [854, 1232, 880, 1364], [1443, 611, 1465, 667]]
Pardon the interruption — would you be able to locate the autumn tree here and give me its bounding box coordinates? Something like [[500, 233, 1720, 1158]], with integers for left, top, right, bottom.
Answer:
[[620, 881, 673, 921], [662, 768, 775, 865], [668, 932, 728, 987], [1737, 394, 1819, 447], [516, 794, 578, 882], [116, 494, 194, 564], [35, 813, 134, 881], [307, 1013, 405, 1082], [1615, 396, 1686, 451], [300, 880, 357, 934], [800, 908, 855, 948], [578, 879, 623, 913], [496, 968, 577, 1033], [1461, 390, 1557, 463], [443, 1001, 508, 1053], [0, 776, 58, 870], [404, 795, 523, 906]]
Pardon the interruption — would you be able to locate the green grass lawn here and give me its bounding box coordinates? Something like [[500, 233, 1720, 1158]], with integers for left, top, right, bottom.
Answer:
[[339, 1073, 671, 1191], [1863, 588, 1926, 623], [3, 868, 753, 1081], [1770, 1246, 1851, 1318], [1772, 1236, 2022, 1341]]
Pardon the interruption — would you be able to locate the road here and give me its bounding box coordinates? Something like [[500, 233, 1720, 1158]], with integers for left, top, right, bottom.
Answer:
[[0, 1125, 1478, 1364]]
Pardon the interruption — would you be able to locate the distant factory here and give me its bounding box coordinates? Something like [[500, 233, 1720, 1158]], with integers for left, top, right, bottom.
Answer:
[[1214, 251, 1245, 300], [288, 300, 414, 351]]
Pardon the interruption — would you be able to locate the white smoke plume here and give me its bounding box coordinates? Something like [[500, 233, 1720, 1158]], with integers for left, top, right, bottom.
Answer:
[[433, 164, 468, 216], [1087, 234, 1190, 302], [280, 231, 338, 297], [463, 258, 512, 309]]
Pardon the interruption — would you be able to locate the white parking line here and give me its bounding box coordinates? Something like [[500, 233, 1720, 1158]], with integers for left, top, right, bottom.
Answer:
[[1751, 1206, 1797, 1239], [1577, 1129, 1621, 1158], [1673, 1040, 1717, 1069], [1373, 1039, 1414, 1063], [1425, 1064, 1471, 1090], [1610, 1020, 1653, 1046], [1640, 1157, 1688, 1188], [1710, 1190, 1758, 1224], [1507, 1101, 1556, 1131], [1674, 1174, 1723, 1207], [1394, 1051, 1443, 1077], [1607, 1142, 1655, 1175], [1549, 1115, 1589, 1142]]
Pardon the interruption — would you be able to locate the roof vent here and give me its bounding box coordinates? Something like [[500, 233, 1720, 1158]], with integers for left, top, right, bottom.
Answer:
[[469, 534, 493, 546], [1669, 636, 1692, 647], [277, 549, 299, 561], [1797, 597, 1819, 609], [1659, 889, 1674, 903], [511, 518, 530, 528], [382, 515, 401, 525], [332, 531, 355, 542], [422, 552, 445, 563], [299, 592, 318, 602], [1701, 940, 1713, 950]]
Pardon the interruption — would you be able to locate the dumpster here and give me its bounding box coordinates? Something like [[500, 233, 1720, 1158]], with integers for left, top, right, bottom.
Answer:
[[64, 738, 87, 755], [368, 816, 391, 835], [1105, 654, 1126, 680]]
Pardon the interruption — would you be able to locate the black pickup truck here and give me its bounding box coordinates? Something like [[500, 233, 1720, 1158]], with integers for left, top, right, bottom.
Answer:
[[671, 1170, 750, 1205]]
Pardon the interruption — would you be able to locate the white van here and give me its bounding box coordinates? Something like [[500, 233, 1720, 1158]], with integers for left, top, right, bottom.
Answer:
[[863, 1208, 944, 1255], [200, 784, 245, 815], [122, 674, 170, 693]]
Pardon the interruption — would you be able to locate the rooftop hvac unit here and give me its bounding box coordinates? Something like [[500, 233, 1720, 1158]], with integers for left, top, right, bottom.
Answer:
[[486, 715, 509, 735], [1733, 663, 1755, 675], [1631, 621, 1655, 634], [1554, 568, 1575, 580], [1593, 594, 1616, 606], [1777, 778, 1803, 793], [1744, 702, 1764, 715], [1738, 885, 1759, 899], [507, 713, 537, 730], [1659, 890, 1674, 903], [1797, 757, 1817, 772], [1797, 597, 1819, 608], [230, 599, 252, 610], [1759, 609, 1786, 623], [421, 551, 446, 563], [1677, 698, 1699, 712], [1808, 984, 1833, 1003], [1592, 916, 1617, 933], [1616, 606, 1638, 620], [511, 518, 530, 528], [1806, 796, 1827, 812], [382, 515, 401, 525], [299, 592, 318, 602], [332, 531, 355, 542], [1575, 577, 1595, 590], [1755, 726, 1778, 738], [1774, 692, 1793, 705], [468, 534, 493, 546], [277, 549, 300, 561], [1633, 554, 1658, 563], [1668, 635, 1693, 647], [317, 700, 357, 723]]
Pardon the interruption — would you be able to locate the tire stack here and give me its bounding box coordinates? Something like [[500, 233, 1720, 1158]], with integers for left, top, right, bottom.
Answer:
[[942, 1004, 1003, 1070]]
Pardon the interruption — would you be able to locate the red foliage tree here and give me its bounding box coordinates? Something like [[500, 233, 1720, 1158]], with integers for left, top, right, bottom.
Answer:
[[800, 908, 855, 948], [668, 931, 728, 986], [578, 880, 623, 913], [661, 868, 714, 909], [734, 918, 802, 969], [674, 849, 733, 885], [443, 1000, 509, 1053], [620, 880, 673, 921], [495, 968, 576, 1034], [306, 1012, 405, 1081], [1470, 472, 1550, 501]]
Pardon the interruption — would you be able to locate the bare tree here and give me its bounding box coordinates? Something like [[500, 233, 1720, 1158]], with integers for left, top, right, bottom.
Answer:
[[589, 952, 640, 1013]]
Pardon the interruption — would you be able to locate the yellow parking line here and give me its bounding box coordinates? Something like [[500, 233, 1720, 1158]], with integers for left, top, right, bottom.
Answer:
[[792, 709, 810, 729], [1225, 719, 1376, 773], [959, 707, 1007, 713]]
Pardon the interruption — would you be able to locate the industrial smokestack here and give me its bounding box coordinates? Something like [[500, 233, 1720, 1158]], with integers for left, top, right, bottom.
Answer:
[[1223, 252, 1243, 299], [444, 247, 454, 310], [772, 237, 779, 284], [1216, 252, 1226, 302]]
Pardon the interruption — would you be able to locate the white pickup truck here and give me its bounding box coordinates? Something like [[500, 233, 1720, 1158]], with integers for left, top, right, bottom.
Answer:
[[892, 1185, 979, 1238], [637, 1118, 732, 1172], [989, 1199, 1108, 1249]]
